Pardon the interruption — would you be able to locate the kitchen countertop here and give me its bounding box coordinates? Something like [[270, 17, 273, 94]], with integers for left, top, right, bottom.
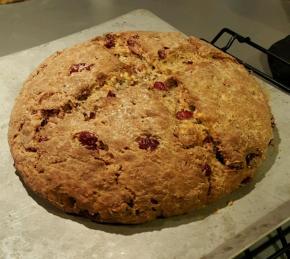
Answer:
[[0, 0, 289, 73]]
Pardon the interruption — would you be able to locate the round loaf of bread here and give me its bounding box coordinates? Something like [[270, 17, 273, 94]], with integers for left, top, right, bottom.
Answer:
[[8, 31, 273, 224]]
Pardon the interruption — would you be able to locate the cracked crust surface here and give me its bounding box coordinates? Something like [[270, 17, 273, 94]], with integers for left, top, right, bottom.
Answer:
[[8, 31, 273, 224]]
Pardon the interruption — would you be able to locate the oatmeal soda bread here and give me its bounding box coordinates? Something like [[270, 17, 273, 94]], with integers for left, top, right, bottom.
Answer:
[[8, 31, 273, 224]]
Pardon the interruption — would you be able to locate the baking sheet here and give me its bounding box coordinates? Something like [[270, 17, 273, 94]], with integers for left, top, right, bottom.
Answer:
[[0, 9, 290, 259]]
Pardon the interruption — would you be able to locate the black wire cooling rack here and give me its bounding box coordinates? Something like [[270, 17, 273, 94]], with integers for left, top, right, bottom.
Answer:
[[208, 28, 290, 93], [237, 224, 290, 259], [209, 28, 290, 259]]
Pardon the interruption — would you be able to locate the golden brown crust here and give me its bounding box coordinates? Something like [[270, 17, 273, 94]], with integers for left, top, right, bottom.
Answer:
[[8, 31, 273, 224]]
